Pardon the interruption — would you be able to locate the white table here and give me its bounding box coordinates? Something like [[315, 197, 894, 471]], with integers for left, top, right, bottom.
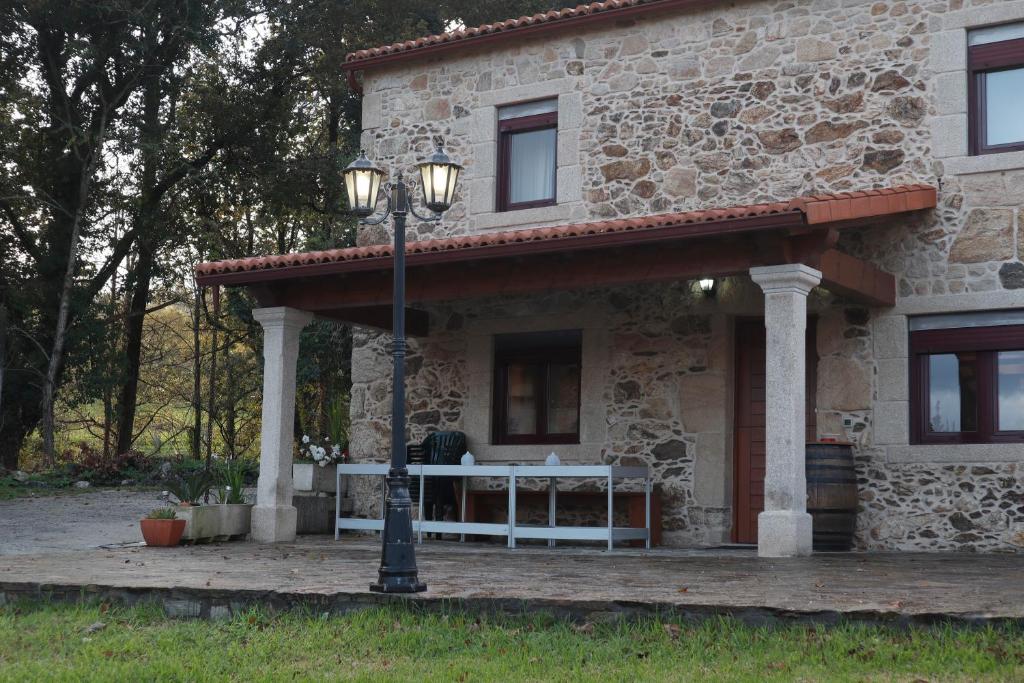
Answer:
[[336, 463, 651, 550]]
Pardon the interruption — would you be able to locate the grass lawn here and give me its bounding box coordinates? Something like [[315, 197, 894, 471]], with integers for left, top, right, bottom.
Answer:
[[0, 601, 1022, 682]]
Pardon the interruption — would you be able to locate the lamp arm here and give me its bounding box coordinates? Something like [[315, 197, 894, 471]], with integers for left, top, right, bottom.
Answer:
[[358, 185, 394, 226], [405, 177, 443, 223], [408, 202, 442, 223]]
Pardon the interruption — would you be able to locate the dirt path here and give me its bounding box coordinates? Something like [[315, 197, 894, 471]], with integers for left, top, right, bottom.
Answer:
[[0, 489, 165, 555]]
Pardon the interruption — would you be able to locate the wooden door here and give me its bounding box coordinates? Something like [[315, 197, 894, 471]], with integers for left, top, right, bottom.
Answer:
[[732, 319, 817, 544]]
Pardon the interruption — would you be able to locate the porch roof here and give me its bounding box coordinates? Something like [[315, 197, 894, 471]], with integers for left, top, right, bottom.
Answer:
[[195, 184, 935, 334]]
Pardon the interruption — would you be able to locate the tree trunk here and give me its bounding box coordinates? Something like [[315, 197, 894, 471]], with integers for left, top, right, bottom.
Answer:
[[0, 303, 6, 433], [114, 244, 155, 456], [191, 282, 203, 461], [114, 59, 162, 458], [205, 287, 219, 466], [40, 145, 103, 465]]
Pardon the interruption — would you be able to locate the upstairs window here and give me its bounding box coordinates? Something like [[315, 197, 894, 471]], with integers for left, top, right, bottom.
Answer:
[[910, 324, 1024, 444], [969, 22, 1024, 155], [493, 330, 580, 445], [497, 99, 557, 212]]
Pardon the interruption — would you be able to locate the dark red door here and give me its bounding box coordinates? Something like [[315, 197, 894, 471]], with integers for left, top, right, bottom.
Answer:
[[732, 319, 817, 544]]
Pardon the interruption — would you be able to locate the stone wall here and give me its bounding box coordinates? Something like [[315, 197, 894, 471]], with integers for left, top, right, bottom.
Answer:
[[347, 0, 1024, 551], [350, 282, 739, 547]]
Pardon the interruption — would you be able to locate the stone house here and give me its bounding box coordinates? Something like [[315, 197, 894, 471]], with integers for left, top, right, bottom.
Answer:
[[197, 0, 1024, 555]]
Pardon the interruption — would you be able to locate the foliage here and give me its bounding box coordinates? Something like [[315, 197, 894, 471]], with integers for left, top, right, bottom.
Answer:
[[1, 0, 562, 471], [55, 444, 145, 485], [1, 601, 1023, 681], [213, 459, 250, 504], [145, 507, 177, 520], [166, 469, 212, 505]]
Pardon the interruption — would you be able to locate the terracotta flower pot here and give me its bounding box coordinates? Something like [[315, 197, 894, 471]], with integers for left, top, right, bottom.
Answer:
[[140, 518, 186, 547]]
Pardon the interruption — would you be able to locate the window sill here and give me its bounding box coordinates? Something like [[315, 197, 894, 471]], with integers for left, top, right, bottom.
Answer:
[[944, 149, 1024, 176], [886, 443, 1024, 464], [472, 203, 572, 231]]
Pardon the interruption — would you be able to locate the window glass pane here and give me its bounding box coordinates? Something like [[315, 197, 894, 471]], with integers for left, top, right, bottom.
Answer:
[[509, 128, 556, 204], [498, 99, 557, 120], [969, 22, 1024, 46], [985, 67, 1024, 146], [505, 363, 538, 435], [546, 363, 580, 434], [998, 350, 1024, 431], [928, 353, 979, 433]]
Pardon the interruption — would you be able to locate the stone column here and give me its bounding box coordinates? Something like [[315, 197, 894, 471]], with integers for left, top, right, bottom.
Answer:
[[749, 264, 822, 558], [251, 307, 313, 543]]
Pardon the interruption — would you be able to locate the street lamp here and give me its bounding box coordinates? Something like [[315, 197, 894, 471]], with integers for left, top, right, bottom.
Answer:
[[342, 142, 462, 593]]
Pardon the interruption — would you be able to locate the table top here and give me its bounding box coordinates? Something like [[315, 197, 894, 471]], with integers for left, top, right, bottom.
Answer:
[[337, 463, 649, 478]]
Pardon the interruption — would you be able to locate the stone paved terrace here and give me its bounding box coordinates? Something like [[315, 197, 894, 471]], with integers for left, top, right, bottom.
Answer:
[[2, 537, 1022, 626]]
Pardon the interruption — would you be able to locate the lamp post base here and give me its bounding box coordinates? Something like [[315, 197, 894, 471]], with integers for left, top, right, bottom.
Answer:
[[370, 469, 427, 594], [369, 577, 427, 594]]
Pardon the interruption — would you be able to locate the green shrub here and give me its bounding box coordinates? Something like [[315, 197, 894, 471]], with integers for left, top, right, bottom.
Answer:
[[214, 460, 248, 504], [145, 507, 177, 520], [166, 469, 212, 505]]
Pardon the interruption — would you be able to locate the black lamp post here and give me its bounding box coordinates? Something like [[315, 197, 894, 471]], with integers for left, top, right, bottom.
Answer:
[[342, 142, 462, 593]]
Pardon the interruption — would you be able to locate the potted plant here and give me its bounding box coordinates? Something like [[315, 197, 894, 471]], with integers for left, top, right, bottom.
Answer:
[[293, 434, 345, 493], [140, 507, 186, 547], [215, 460, 253, 539], [168, 470, 218, 542]]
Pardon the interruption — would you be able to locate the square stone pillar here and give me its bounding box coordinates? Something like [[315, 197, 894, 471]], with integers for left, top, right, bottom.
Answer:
[[749, 264, 822, 558], [251, 306, 313, 543]]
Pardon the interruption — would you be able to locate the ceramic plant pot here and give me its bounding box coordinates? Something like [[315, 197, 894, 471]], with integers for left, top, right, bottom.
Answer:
[[293, 462, 337, 493], [140, 518, 186, 547]]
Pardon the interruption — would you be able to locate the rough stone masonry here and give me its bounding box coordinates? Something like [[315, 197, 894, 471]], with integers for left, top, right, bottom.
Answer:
[[347, 0, 1024, 552]]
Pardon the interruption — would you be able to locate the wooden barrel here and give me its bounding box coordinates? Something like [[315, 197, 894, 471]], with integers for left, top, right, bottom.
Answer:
[[805, 442, 858, 551]]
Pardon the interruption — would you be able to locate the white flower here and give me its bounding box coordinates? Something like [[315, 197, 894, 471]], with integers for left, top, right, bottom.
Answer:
[[331, 445, 341, 457], [302, 435, 310, 444]]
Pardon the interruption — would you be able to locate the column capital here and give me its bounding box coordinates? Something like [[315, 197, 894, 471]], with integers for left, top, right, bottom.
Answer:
[[253, 306, 314, 329], [749, 264, 822, 295]]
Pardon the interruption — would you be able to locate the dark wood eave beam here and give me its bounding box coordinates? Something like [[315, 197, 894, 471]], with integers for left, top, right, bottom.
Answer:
[[317, 306, 430, 337], [812, 249, 896, 307], [247, 285, 429, 337], [271, 237, 778, 312]]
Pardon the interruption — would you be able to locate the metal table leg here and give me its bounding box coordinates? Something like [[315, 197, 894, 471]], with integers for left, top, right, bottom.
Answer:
[[607, 472, 614, 551], [508, 470, 517, 549], [460, 476, 467, 543], [548, 477, 557, 548], [335, 467, 341, 540], [417, 469, 425, 544], [380, 476, 387, 537], [645, 476, 652, 550]]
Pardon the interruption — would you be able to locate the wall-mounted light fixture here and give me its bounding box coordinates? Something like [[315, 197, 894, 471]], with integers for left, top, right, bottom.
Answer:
[[697, 278, 717, 298]]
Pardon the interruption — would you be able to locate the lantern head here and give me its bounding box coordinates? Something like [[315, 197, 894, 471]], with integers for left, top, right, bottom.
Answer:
[[342, 150, 385, 217], [416, 142, 462, 214]]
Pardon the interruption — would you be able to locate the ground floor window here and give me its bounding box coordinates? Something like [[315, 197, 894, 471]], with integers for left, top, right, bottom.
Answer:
[[910, 324, 1024, 443], [492, 330, 581, 445]]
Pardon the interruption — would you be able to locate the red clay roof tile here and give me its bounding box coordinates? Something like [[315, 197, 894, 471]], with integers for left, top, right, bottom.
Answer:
[[195, 184, 935, 283], [343, 0, 695, 70]]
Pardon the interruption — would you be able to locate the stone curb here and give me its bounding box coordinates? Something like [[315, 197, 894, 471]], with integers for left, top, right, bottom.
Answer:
[[1, 581, 1018, 628]]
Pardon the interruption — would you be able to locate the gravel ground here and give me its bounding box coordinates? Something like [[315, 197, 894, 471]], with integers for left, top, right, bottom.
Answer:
[[0, 489, 166, 555]]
